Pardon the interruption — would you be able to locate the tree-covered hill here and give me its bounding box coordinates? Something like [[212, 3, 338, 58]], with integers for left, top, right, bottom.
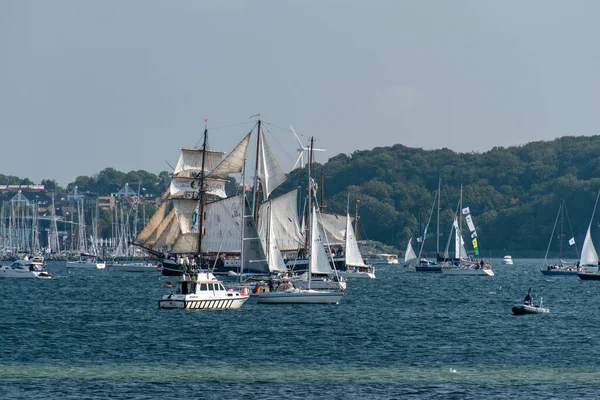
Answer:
[[278, 135, 600, 257]]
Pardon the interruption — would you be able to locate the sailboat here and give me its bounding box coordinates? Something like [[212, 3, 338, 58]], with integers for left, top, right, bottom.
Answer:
[[336, 198, 375, 279], [157, 125, 250, 309], [415, 187, 442, 272], [540, 200, 579, 276], [439, 186, 494, 276], [256, 137, 345, 304], [577, 191, 600, 280], [403, 237, 418, 271]]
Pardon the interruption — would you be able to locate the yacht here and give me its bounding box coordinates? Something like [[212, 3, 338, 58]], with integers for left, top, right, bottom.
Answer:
[[0, 257, 52, 279], [502, 255, 514, 265]]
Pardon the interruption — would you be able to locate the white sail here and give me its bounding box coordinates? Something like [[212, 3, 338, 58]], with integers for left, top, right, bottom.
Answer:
[[580, 226, 598, 266], [310, 206, 334, 275], [171, 196, 243, 253], [344, 213, 366, 267], [257, 134, 287, 200], [257, 188, 304, 251], [209, 132, 251, 178], [460, 234, 468, 259], [134, 195, 168, 244], [169, 177, 227, 198], [453, 218, 461, 259], [404, 238, 417, 263], [319, 211, 350, 245], [265, 202, 288, 272], [173, 148, 223, 177]]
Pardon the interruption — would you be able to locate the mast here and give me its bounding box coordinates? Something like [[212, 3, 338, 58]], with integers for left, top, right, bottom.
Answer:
[[239, 160, 246, 283], [320, 169, 326, 212], [354, 197, 360, 239], [196, 125, 209, 269], [559, 201, 564, 259], [436, 177, 441, 256], [459, 184, 463, 259], [252, 119, 262, 224], [307, 137, 314, 287]]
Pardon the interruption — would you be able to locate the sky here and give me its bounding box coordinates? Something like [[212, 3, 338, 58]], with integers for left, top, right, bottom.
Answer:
[[2, 0, 600, 187]]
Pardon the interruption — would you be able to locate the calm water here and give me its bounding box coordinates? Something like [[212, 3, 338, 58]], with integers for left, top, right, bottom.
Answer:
[[2, 259, 600, 399]]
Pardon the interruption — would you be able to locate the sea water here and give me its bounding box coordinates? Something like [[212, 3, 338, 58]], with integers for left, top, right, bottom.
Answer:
[[1, 259, 600, 399]]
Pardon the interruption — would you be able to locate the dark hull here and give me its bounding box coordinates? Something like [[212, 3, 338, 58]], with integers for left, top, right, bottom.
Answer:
[[578, 273, 600, 280], [512, 305, 549, 315], [415, 265, 442, 273], [541, 269, 578, 276]]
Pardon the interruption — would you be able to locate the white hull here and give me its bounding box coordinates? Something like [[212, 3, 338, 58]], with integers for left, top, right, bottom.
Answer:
[[337, 269, 375, 279], [0, 259, 52, 279], [67, 261, 106, 269], [256, 289, 344, 304], [158, 294, 248, 309], [442, 267, 494, 276], [289, 273, 347, 290], [0, 267, 51, 279]]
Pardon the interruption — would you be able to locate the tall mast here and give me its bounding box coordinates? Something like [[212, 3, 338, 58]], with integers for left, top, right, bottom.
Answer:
[[307, 137, 314, 286], [252, 119, 262, 224], [239, 160, 246, 283], [196, 126, 209, 268], [320, 169, 326, 212], [559, 201, 564, 259], [459, 184, 463, 258], [304, 137, 314, 252], [436, 177, 441, 256], [354, 197, 360, 239]]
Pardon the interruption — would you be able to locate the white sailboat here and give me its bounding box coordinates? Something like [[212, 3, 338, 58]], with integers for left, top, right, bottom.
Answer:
[[257, 137, 345, 304], [578, 191, 600, 280], [337, 204, 375, 279], [540, 200, 579, 276], [403, 238, 418, 271], [441, 186, 493, 276]]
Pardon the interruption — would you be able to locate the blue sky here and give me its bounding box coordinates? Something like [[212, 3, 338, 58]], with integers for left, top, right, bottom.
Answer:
[[2, 0, 600, 186]]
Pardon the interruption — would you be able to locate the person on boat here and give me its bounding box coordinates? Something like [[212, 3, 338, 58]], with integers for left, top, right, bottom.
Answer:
[[524, 291, 533, 305]]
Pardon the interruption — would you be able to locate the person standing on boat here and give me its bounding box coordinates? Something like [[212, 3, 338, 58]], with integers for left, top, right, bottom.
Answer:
[[524, 291, 533, 305]]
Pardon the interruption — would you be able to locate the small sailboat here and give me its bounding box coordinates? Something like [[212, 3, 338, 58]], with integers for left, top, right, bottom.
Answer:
[[403, 238, 418, 271], [541, 200, 579, 276], [578, 192, 600, 280], [337, 197, 375, 279]]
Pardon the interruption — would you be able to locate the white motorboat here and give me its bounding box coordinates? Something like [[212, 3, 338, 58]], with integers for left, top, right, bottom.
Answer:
[[0, 258, 52, 279], [502, 255, 514, 265], [159, 270, 249, 309]]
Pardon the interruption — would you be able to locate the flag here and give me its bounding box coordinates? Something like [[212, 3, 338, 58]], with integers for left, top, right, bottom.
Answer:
[[472, 238, 478, 249], [465, 215, 476, 232], [191, 203, 200, 233], [423, 224, 429, 239], [569, 237, 575, 246], [462, 207, 470, 215], [471, 231, 478, 239]]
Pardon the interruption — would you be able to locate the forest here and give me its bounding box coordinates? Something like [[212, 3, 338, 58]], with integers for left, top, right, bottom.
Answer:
[[3, 134, 600, 257]]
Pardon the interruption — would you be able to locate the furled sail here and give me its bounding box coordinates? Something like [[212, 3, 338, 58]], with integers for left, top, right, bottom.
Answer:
[[257, 188, 304, 251], [209, 132, 251, 178], [344, 213, 366, 267], [257, 134, 287, 200]]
